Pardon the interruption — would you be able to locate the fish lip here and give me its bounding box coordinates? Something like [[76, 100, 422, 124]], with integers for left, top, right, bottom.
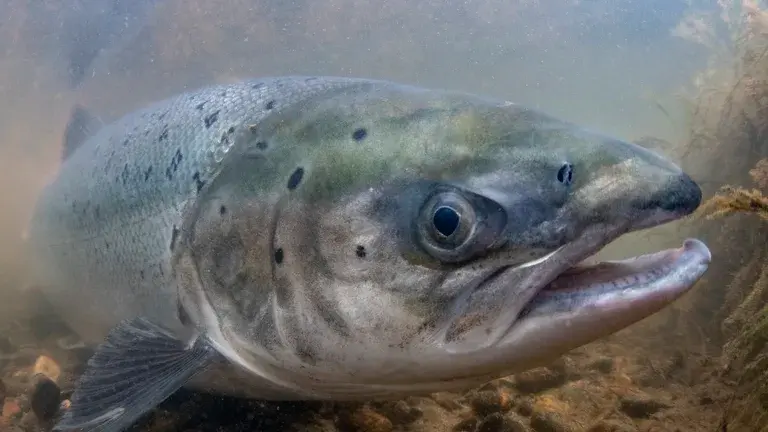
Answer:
[[505, 237, 712, 336], [443, 236, 711, 352]]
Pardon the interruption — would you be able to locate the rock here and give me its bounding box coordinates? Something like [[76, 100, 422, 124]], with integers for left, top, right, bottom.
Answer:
[[469, 390, 513, 417], [505, 413, 532, 432], [432, 392, 465, 411], [29, 375, 61, 421], [618, 394, 670, 419], [453, 417, 478, 432], [32, 355, 61, 383], [477, 412, 531, 432], [588, 357, 614, 374], [515, 398, 534, 417], [19, 411, 41, 431], [586, 420, 636, 432], [338, 406, 393, 432], [0, 378, 6, 402], [374, 400, 423, 425], [513, 368, 567, 394], [2, 398, 21, 419], [530, 411, 574, 432], [2, 373, 32, 397]]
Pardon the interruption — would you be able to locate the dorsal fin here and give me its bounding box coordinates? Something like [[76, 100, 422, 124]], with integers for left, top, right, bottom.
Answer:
[[62, 104, 103, 161]]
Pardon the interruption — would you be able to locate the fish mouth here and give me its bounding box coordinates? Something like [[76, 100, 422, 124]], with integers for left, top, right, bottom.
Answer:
[[498, 238, 711, 348], [443, 238, 711, 353]]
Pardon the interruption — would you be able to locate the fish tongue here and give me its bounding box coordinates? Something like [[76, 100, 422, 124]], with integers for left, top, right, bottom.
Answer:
[[54, 318, 222, 432]]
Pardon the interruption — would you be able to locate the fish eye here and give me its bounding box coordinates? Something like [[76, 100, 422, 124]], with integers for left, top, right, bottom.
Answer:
[[433, 206, 461, 237], [421, 192, 476, 250], [557, 162, 574, 186]]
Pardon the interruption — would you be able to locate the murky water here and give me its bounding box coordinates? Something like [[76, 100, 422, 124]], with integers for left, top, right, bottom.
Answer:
[[0, 1, 765, 431]]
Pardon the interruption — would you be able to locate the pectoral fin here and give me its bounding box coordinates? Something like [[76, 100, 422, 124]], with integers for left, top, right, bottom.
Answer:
[[53, 317, 221, 432]]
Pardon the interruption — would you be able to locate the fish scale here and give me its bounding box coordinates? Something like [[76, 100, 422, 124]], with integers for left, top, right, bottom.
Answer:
[[27, 76, 372, 343]]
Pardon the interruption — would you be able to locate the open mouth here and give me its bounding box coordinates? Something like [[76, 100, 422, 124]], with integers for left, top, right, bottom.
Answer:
[[442, 238, 711, 352], [519, 238, 712, 319]]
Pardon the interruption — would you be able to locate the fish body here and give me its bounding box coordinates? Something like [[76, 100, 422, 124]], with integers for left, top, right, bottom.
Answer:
[[25, 76, 711, 431]]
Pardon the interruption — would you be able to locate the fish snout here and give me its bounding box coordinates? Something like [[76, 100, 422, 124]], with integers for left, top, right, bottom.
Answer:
[[644, 172, 703, 217]]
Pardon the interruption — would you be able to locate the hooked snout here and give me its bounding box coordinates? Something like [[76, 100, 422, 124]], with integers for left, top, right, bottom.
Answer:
[[634, 171, 702, 217]]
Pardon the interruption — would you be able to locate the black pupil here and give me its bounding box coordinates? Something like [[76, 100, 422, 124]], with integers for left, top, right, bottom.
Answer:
[[557, 163, 573, 184], [433, 206, 461, 237]]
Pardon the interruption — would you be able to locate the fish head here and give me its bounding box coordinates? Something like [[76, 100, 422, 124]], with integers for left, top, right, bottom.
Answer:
[[175, 82, 710, 396]]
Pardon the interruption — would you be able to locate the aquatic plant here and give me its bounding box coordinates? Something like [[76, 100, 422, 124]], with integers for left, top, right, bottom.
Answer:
[[678, 1, 768, 428]]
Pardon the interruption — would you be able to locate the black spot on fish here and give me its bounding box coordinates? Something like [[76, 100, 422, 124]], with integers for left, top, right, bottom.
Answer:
[[144, 166, 153, 182], [352, 128, 368, 142], [256, 141, 268, 150], [294, 342, 317, 366], [140, 270, 145, 280], [94, 205, 100, 219], [274, 248, 284, 264], [287, 167, 304, 190], [158, 112, 166, 121], [219, 205, 227, 215], [192, 172, 206, 193], [105, 241, 110, 250], [204, 110, 220, 129], [120, 163, 130, 185], [122, 138, 129, 146], [165, 149, 183, 180], [265, 100, 275, 110], [195, 102, 206, 111], [220, 126, 235, 146], [355, 245, 367, 258], [158, 126, 169, 142], [170, 225, 179, 251], [220, 91, 226, 97], [177, 300, 191, 326]]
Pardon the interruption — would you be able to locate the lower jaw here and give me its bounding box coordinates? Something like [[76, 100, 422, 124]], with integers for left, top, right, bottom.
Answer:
[[525, 238, 712, 311], [496, 238, 711, 349]]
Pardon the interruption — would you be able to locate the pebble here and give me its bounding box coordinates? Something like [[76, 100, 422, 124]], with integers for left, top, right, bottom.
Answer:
[[469, 390, 513, 417], [586, 419, 636, 432], [32, 356, 61, 383], [515, 398, 534, 417], [588, 357, 615, 374], [374, 400, 423, 425], [529, 411, 574, 432], [477, 412, 531, 432], [2, 398, 21, 419], [618, 394, 670, 418], [513, 368, 567, 394], [432, 392, 465, 411], [453, 417, 478, 432], [339, 406, 393, 432], [29, 375, 61, 421]]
